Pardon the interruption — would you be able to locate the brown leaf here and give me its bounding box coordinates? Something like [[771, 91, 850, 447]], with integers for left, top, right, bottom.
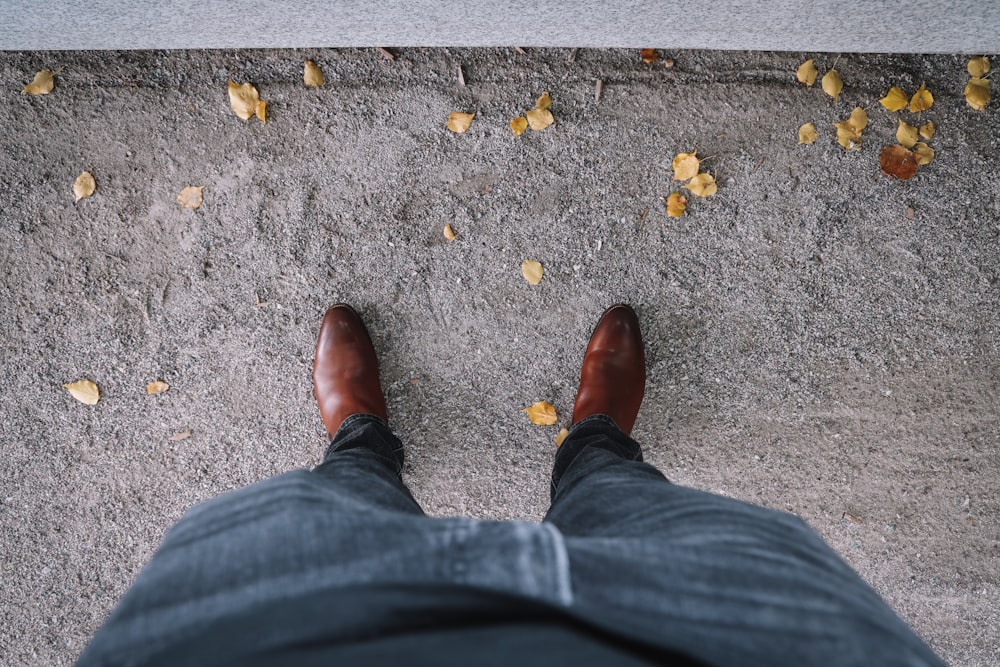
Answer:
[[304, 60, 324, 87], [666, 192, 687, 217], [228, 81, 262, 121], [879, 144, 919, 180], [671, 152, 701, 181], [964, 77, 990, 111], [443, 223, 456, 240], [878, 87, 908, 112], [555, 428, 569, 447], [169, 430, 192, 442], [535, 91, 552, 110], [821, 70, 843, 100], [255, 100, 267, 123], [918, 121, 935, 140], [967, 56, 990, 78], [73, 172, 96, 202], [842, 512, 863, 524], [525, 108, 554, 131], [177, 186, 204, 209], [521, 259, 543, 285], [640, 48, 660, 64], [146, 381, 170, 395], [63, 379, 100, 405], [912, 142, 934, 166], [797, 122, 818, 144], [908, 83, 933, 112], [447, 111, 475, 133], [22, 69, 54, 95], [796, 59, 818, 86], [523, 401, 558, 426], [895, 120, 918, 148], [509, 116, 528, 136], [684, 173, 717, 198]]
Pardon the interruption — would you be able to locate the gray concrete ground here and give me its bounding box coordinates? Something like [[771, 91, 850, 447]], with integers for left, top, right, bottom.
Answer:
[[0, 48, 997, 665]]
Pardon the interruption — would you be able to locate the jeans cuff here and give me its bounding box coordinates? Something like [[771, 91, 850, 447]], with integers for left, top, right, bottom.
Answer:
[[321, 413, 404, 476], [551, 414, 643, 496]]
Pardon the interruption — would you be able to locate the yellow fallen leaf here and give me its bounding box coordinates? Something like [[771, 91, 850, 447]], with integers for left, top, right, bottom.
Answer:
[[73, 172, 96, 201], [684, 173, 717, 198], [535, 91, 552, 110], [666, 192, 687, 217], [63, 379, 100, 405], [878, 86, 908, 112], [443, 223, 456, 240], [304, 60, 324, 87], [798, 122, 817, 144], [22, 69, 54, 95], [964, 77, 989, 111], [510, 116, 528, 136], [525, 108, 554, 131], [796, 59, 818, 86], [555, 427, 569, 447], [848, 107, 868, 132], [918, 121, 935, 140], [671, 152, 700, 181], [177, 186, 204, 209], [447, 111, 475, 133], [228, 80, 262, 120], [521, 259, 543, 285], [833, 121, 861, 150], [255, 100, 267, 123], [821, 70, 843, 100], [523, 401, 557, 426], [169, 430, 192, 442], [912, 142, 934, 166], [909, 83, 933, 112], [967, 56, 990, 78], [896, 120, 918, 148], [640, 48, 660, 64], [146, 381, 170, 395]]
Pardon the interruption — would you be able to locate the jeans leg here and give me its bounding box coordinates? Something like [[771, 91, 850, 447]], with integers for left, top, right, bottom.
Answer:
[[313, 413, 423, 516]]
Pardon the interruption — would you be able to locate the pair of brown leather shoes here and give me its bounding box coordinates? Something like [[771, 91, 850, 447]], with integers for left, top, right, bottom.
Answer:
[[313, 304, 645, 437]]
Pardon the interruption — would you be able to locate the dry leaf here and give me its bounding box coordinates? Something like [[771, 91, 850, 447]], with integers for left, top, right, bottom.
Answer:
[[671, 152, 700, 181], [684, 173, 717, 198], [177, 186, 204, 209], [447, 111, 475, 133], [22, 69, 54, 95], [878, 87, 908, 112], [555, 427, 569, 447], [967, 56, 990, 78], [848, 107, 868, 132], [521, 259, 543, 285], [169, 430, 192, 442], [879, 144, 919, 180], [964, 77, 989, 111], [912, 142, 934, 166], [535, 91, 552, 110], [821, 70, 843, 100], [525, 108, 554, 131], [146, 381, 170, 395], [63, 379, 100, 405], [798, 122, 818, 144], [908, 83, 933, 112], [304, 60, 324, 87], [640, 48, 660, 64], [666, 192, 687, 217], [228, 81, 262, 121], [918, 121, 935, 140], [255, 100, 267, 123], [443, 223, 456, 240], [523, 401, 557, 426], [833, 121, 861, 150], [896, 120, 918, 148], [796, 59, 818, 86], [842, 512, 863, 524], [510, 116, 528, 136], [73, 172, 96, 201]]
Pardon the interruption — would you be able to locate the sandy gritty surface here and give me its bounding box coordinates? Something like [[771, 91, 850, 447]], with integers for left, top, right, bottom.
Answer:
[[0, 48, 997, 665]]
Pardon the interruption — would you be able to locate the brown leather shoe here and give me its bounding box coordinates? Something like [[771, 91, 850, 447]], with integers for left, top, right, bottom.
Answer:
[[313, 305, 388, 436], [571, 305, 646, 434]]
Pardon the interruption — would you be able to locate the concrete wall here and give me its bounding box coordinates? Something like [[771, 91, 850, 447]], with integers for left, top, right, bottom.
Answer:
[[1, 0, 997, 53]]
